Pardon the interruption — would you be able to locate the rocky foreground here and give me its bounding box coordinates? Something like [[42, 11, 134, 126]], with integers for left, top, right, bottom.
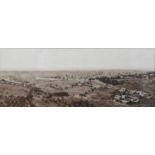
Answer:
[[0, 71, 154, 107]]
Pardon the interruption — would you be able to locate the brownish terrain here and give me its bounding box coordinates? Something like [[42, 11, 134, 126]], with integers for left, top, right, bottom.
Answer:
[[0, 71, 155, 107]]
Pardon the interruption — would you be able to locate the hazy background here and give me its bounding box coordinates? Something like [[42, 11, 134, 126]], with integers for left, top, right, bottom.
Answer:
[[0, 48, 154, 71]]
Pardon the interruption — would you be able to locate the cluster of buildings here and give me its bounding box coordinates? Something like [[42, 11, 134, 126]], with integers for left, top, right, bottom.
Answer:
[[113, 88, 153, 104]]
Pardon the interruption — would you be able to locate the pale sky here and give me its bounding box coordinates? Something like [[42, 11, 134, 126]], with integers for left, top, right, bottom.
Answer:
[[0, 49, 154, 71]]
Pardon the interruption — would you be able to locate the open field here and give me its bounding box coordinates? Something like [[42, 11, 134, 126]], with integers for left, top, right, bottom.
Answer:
[[0, 71, 155, 107]]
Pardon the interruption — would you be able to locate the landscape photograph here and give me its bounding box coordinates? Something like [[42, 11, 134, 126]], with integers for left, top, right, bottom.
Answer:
[[0, 48, 154, 107]]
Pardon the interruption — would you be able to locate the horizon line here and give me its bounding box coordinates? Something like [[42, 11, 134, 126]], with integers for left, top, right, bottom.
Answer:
[[0, 69, 154, 72]]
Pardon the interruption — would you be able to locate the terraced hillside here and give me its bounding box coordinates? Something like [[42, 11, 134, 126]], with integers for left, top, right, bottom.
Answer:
[[0, 71, 154, 107]]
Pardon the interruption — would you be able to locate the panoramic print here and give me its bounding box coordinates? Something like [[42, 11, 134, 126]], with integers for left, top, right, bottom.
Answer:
[[0, 48, 154, 107]]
